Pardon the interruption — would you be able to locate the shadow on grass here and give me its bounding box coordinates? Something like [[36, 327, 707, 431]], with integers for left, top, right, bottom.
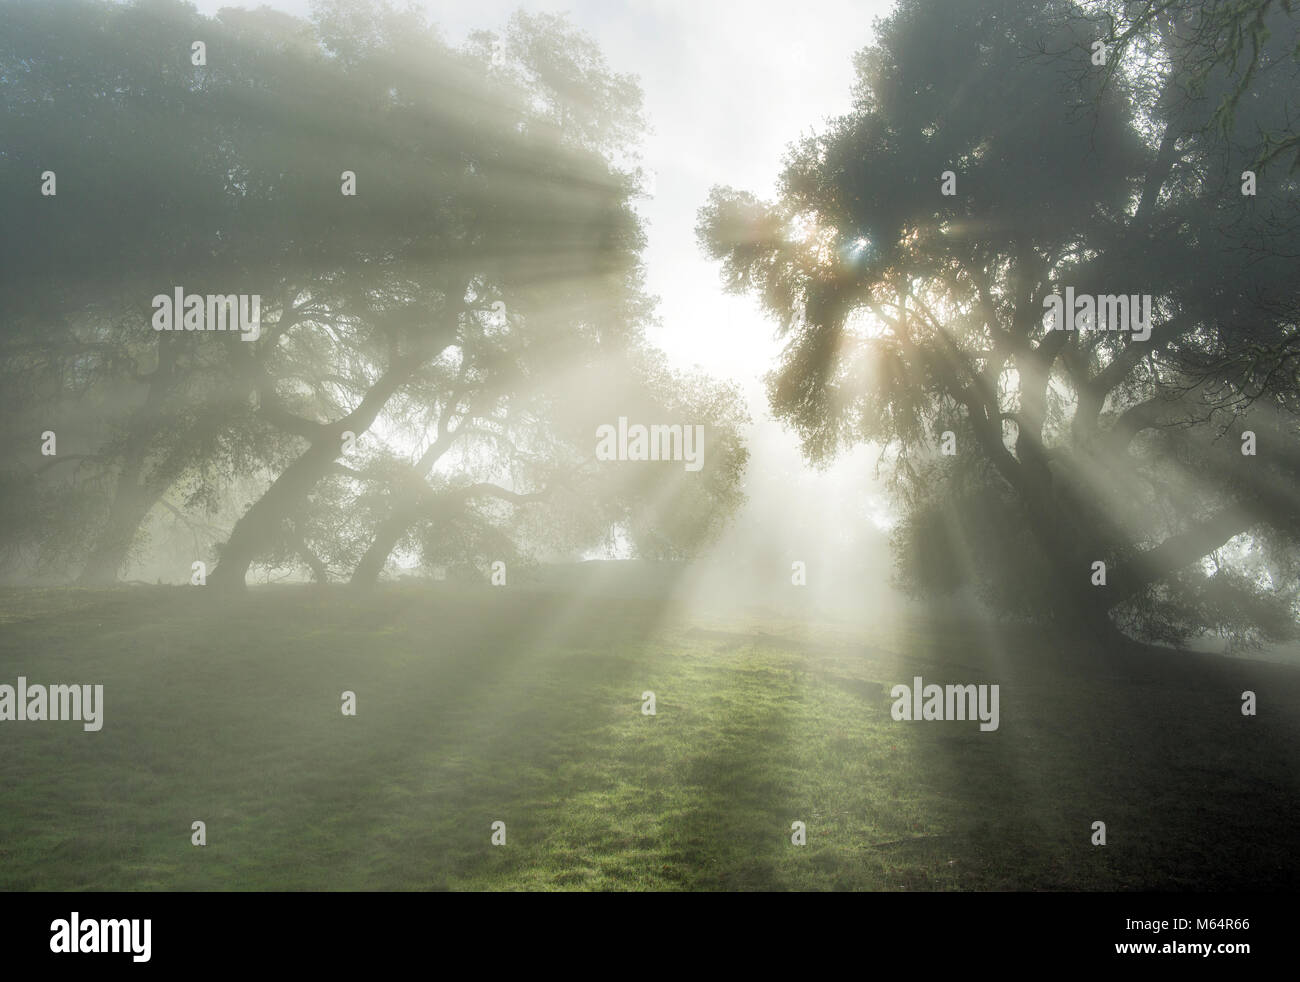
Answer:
[[893, 608, 1300, 890]]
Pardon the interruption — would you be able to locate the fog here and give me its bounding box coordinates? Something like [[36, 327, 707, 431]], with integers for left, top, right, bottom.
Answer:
[[2, 0, 1299, 905]]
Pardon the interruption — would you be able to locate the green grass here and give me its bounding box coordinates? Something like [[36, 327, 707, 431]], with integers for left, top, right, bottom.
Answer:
[[0, 584, 1296, 890]]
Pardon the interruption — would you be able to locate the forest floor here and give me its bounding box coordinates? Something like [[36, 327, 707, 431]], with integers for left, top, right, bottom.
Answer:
[[0, 583, 1296, 890]]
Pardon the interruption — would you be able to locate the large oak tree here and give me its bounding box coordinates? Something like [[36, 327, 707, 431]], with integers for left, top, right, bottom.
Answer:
[[699, 0, 1300, 644]]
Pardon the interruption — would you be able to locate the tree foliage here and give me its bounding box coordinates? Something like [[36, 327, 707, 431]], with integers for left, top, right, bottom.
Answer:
[[700, 0, 1300, 644]]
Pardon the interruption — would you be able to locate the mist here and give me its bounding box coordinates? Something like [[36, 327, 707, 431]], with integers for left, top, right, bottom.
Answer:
[[2, 0, 1299, 918]]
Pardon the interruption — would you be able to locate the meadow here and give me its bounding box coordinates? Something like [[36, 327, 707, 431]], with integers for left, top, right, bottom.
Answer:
[[0, 579, 1295, 891]]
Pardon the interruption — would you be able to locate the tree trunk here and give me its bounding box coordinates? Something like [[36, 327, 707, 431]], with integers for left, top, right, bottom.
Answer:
[[208, 352, 429, 590], [349, 505, 416, 587], [208, 442, 338, 591], [350, 418, 464, 587], [77, 337, 176, 585], [77, 465, 159, 586]]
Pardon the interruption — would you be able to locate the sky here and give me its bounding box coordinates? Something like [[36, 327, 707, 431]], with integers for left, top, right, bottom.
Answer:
[[193, 0, 903, 574]]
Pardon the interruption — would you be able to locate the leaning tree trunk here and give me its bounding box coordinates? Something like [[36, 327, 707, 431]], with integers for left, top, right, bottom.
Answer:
[[207, 441, 339, 591], [209, 352, 428, 590], [350, 416, 464, 587], [350, 503, 419, 587]]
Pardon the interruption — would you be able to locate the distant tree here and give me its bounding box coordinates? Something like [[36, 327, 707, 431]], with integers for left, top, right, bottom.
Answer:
[[202, 3, 670, 590], [0, 0, 322, 584], [0, 0, 749, 587], [341, 346, 749, 586]]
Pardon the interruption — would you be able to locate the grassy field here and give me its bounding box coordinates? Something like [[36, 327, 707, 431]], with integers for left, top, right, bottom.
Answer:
[[0, 582, 1296, 891]]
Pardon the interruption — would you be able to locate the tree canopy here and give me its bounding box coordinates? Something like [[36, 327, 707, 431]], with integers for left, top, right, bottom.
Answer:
[[699, 0, 1300, 645], [0, 0, 748, 588]]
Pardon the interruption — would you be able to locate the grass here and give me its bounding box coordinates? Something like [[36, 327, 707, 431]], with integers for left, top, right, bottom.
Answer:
[[0, 582, 1296, 891]]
